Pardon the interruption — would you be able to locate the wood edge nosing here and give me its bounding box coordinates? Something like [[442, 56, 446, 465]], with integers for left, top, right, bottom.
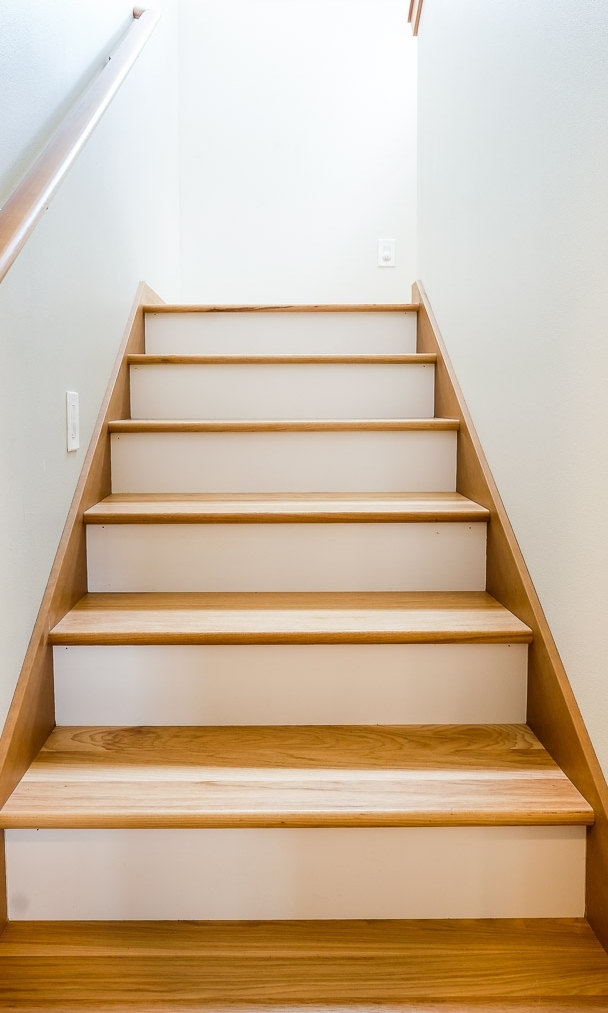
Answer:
[[128, 354, 437, 365], [142, 303, 421, 314], [49, 631, 534, 647], [413, 279, 608, 952], [0, 814, 594, 831], [0, 282, 163, 821], [83, 513, 489, 525], [108, 418, 460, 433]]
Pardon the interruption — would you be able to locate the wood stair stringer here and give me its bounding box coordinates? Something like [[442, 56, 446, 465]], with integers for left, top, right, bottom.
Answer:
[[414, 280, 608, 948], [0, 283, 162, 830]]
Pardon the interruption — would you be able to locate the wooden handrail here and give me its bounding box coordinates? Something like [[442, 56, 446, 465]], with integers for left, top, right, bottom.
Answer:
[[409, 0, 423, 34], [0, 8, 160, 285]]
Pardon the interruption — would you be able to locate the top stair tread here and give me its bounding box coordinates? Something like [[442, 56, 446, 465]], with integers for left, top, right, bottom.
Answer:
[[109, 417, 460, 432], [49, 591, 532, 644], [0, 724, 593, 829], [84, 491, 489, 524], [129, 353, 435, 364], [5, 917, 608, 1006], [144, 303, 421, 313]]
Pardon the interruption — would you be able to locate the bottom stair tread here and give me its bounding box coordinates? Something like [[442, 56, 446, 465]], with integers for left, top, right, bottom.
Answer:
[[1, 919, 608, 1008]]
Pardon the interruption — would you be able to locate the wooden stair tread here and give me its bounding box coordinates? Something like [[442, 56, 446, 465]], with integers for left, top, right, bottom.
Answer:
[[49, 591, 532, 645], [84, 491, 489, 524], [1, 919, 608, 1006], [109, 417, 460, 433], [0, 725, 592, 829], [128, 352, 436, 364], [143, 302, 420, 313]]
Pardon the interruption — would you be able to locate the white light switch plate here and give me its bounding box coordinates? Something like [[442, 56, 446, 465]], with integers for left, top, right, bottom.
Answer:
[[378, 239, 396, 267]]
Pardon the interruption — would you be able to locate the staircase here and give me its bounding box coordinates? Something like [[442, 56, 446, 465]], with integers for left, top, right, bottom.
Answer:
[[2, 304, 608, 1006]]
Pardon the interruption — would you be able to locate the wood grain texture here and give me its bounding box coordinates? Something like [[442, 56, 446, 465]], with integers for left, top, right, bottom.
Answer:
[[0, 11, 160, 285], [0, 283, 162, 822], [413, 281, 608, 950], [84, 492, 490, 525], [1, 919, 608, 1006], [109, 418, 460, 433], [49, 591, 533, 646], [0, 725, 593, 829], [128, 353, 436, 365], [143, 303, 420, 314]]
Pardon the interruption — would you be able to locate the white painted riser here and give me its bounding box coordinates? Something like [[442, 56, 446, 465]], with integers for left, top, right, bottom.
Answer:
[[6, 827, 585, 920], [145, 311, 418, 356], [53, 643, 528, 725], [129, 362, 435, 421], [111, 430, 457, 494], [86, 521, 486, 593]]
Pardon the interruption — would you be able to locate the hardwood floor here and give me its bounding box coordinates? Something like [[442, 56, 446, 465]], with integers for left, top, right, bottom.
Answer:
[[1, 919, 608, 1008]]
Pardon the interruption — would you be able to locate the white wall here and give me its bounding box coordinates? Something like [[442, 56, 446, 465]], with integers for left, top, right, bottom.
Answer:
[[0, 1, 181, 730], [0, 3, 132, 204], [417, 0, 608, 775], [178, 0, 417, 303], [0, 0, 418, 738]]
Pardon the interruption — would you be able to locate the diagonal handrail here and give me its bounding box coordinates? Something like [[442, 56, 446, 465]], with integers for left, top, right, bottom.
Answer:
[[408, 0, 424, 35], [0, 7, 160, 285]]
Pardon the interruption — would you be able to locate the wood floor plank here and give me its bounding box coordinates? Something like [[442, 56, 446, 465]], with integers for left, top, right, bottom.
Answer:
[[0, 725, 593, 829], [109, 418, 460, 433], [49, 592, 533, 645], [1, 919, 608, 1006], [84, 492, 490, 525]]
